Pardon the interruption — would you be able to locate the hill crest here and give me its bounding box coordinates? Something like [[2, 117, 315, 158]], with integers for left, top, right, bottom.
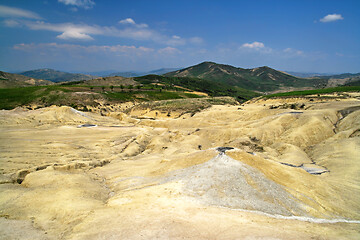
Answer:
[[0, 71, 53, 88], [165, 62, 327, 92]]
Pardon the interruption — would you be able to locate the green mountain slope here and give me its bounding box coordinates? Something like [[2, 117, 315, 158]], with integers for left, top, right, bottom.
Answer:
[[134, 75, 260, 100], [20, 69, 97, 83], [165, 62, 327, 92]]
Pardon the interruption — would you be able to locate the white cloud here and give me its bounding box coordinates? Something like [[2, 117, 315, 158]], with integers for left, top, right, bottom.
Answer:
[[283, 48, 304, 56], [158, 47, 181, 54], [0, 5, 42, 19], [13, 42, 154, 54], [3, 19, 20, 27], [320, 14, 343, 23], [57, 30, 93, 40], [242, 41, 265, 49], [240, 41, 273, 54], [336, 52, 344, 57], [58, 0, 95, 9], [2, 8, 201, 45], [189, 37, 204, 44], [119, 18, 136, 25], [21, 20, 159, 41], [10, 42, 185, 72], [21, 20, 195, 45], [24, 21, 101, 40], [119, 18, 148, 28], [165, 35, 186, 46]]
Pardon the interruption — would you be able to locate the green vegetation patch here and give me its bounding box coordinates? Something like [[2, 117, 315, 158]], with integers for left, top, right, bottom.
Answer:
[[105, 90, 202, 102], [134, 75, 260, 100], [0, 86, 44, 109]]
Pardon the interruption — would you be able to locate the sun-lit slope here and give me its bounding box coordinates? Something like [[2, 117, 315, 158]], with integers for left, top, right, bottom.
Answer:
[[0, 94, 359, 239], [135, 97, 360, 219]]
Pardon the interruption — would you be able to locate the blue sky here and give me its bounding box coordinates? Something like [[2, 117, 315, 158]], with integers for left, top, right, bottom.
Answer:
[[0, 0, 359, 73]]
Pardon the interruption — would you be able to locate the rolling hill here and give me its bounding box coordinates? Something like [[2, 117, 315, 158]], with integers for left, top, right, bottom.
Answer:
[[165, 62, 328, 92], [134, 75, 260, 100], [0, 71, 53, 88], [108, 68, 179, 77], [68, 76, 139, 86], [19, 69, 97, 83]]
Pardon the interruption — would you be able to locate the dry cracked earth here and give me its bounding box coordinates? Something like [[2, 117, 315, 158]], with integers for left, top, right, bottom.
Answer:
[[0, 94, 360, 239]]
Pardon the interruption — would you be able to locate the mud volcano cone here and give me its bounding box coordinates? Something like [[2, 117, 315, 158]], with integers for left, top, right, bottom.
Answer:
[[164, 151, 308, 216]]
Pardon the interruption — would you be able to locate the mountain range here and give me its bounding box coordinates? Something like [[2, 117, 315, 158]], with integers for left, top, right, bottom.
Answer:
[[165, 62, 328, 92], [19, 69, 97, 82], [2, 62, 359, 93], [0, 71, 53, 88]]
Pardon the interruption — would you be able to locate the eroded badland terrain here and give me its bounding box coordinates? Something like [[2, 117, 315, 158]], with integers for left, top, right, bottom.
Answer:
[[0, 94, 360, 239]]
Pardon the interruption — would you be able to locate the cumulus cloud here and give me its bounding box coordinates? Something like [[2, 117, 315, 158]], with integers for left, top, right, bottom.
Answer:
[[0, 5, 42, 19], [24, 21, 101, 40], [57, 31, 93, 40], [320, 14, 343, 23], [165, 35, 186, 46], [241, 41, 265, 49], [58, 0, 95, 9], [240, 41, 272, 54], [119, 18, 148, 28], [119, 18, 136, 25]]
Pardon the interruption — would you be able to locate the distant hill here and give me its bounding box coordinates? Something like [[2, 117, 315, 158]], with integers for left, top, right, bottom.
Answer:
[[285, 72, 332, 78], [287, 71, 360, 79], [69, 74, 259, 101], [317, 73, 360, 88], [165, 62, 328, 92], [19, 69, 97, 83], [0, 71, 53, 88], [344, 80, 360, 86], [109, 68, 179, 77], [320, 72, 360, 80], [134, 75, 260, 100], [68, 76, 139, 86]]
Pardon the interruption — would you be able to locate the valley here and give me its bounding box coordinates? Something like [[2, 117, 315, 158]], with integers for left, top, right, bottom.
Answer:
[[0, 92, 359, 239]]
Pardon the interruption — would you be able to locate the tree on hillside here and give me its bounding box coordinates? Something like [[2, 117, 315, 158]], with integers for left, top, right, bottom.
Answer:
[[120, 85, 124, 91], [102, 86, 105, 92], [110, 85, 114, 91]]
